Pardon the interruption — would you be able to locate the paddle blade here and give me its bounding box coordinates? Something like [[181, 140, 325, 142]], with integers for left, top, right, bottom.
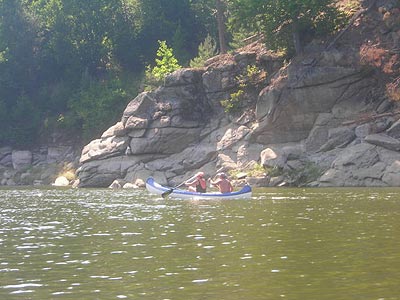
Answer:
[[161, 189, 173, 198], [236, 172, 247, 179]]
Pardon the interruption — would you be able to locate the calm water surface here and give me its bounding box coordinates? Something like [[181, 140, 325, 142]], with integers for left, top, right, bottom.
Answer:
[[0, 187, 399, 300]]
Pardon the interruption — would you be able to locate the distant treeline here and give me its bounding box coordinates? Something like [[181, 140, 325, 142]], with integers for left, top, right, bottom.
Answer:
[[0, 0, 345, 148]]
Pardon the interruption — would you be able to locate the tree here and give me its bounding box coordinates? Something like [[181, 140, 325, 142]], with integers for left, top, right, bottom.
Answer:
[[228, 0, 346, 55], [144, 40, 181, 90], [190, 0, 229, 55], [216, 0, 227, 54], [190, 34, 217, 68], [0, 0, 42, 147], [0, 0, 216, 146], [137, 0, 206, 65]]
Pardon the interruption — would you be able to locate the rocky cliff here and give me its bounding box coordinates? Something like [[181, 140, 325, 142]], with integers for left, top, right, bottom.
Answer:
[[76, 0, 400, 188]]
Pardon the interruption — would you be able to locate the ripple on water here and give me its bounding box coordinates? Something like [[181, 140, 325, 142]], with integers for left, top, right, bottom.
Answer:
[[1, 187, 400, 299]]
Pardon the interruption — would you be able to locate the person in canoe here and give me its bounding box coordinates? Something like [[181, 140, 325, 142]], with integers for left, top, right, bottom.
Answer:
[[185, 172, 207, 193], [209, 172, 233, 193]]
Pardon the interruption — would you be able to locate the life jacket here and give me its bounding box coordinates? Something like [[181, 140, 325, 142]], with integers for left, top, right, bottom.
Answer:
[[196, 178, 207, 193]]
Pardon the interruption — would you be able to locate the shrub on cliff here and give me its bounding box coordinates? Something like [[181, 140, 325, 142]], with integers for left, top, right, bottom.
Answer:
[[190, 34, 218, 68], [144, 41, 181, 90]]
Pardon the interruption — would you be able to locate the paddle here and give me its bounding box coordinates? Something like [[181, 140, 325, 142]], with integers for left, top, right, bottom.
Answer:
[[161, 174, 197, 198], [236, 172, 247, 180]]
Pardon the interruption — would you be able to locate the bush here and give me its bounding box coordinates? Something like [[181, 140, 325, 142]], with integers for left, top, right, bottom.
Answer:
[[286, 162, 324, 186], [236, 64, 265, 87], [220, 89, 244, 113], [189, 34, 217, 68], [67, 75, 132, 141], [144, 40, 181, 90]]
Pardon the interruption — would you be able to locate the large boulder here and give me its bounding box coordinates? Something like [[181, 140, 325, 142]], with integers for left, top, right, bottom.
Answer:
[[53, 176, 70, 187], [80, 136, 129, 164], [122, 92, 157, 124], [365, 133, 400, 151], [101, 122, 126, 138], [260, 148, 287, 168]]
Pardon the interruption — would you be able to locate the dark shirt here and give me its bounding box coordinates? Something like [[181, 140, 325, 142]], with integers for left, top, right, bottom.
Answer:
[[196, 180, 207, 193]]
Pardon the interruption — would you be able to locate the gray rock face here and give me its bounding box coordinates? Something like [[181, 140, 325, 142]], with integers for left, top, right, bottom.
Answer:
[[0, 147, 12, 167], [0, 144, 80, 186], [318, 127, 356, 152], [75, 42, 400, 188], [12, 150, 32, 170]]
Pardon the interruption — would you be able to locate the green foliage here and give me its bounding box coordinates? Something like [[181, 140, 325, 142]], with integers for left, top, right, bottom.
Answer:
[[228, 0, 347, 56], [265, 162, 323, 187], [67, 74, 135, 141], [189, 34, 217, 68], [245, 163, 266, 177], [0, 1, 209, 146], [152, 40, 181, 80], [286, 162, 324, 187], [229, 27, 256, 50], [229, 162, 266, 179], [236, 64, 264, 87], [0, 98, 9, 144], [6, 95, 42, 148], [265, 166, 285, 177], [220, 89, 244, 113], [220, 63, 265, 114], [137, 0, 207, 67], [144, 40, 181, 90], [172, 22, 191, 65], [341, 0, 362, 17]]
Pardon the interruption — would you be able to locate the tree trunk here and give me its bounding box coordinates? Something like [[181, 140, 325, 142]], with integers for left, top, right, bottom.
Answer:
[[292, 30, 302, 54], [216, 0, 227, 54]]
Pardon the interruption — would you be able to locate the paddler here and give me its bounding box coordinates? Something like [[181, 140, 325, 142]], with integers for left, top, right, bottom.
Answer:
[[209, 172, 233, 193], [185, 171, 207, 193]]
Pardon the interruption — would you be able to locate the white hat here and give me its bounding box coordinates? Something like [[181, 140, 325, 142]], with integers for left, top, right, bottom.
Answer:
[[196, 172, 204, 178]]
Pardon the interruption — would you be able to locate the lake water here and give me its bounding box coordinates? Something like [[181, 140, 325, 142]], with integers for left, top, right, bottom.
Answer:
[[0, 187, 399, 300]]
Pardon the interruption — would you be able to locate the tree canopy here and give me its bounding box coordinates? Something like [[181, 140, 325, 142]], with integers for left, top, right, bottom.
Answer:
[[0, 0, 347, 148], [228, 0, 346, 55]]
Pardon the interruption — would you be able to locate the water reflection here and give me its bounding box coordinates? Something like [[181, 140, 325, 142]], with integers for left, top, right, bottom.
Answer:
[[0, 187, 399, 299]]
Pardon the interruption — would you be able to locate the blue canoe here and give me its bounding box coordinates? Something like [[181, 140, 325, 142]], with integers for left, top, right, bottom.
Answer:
[[146, 177, 252, 200]]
